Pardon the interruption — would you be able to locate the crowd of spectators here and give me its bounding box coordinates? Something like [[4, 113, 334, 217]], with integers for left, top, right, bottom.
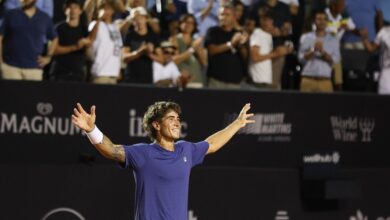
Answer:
[[0, 0, 389, 94]]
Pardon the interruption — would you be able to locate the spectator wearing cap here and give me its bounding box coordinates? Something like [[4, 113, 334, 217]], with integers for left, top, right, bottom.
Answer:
[[88, 0, 123, 84], [0, 0, 58, 81], [122, 6, 163, 84], [153, 41, 190, 87], [205, 3, 249, 89], [49, 0, 91, 82], [298, 10, 340, 92], [169, 14, 207, 88]]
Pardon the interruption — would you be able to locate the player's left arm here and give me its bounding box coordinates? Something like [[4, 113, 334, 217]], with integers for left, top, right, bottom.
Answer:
[[205, 103, 255, 154]]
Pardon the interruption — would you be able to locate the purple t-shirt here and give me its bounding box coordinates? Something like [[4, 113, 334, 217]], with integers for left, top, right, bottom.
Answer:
[[122, 140, 209, 220]]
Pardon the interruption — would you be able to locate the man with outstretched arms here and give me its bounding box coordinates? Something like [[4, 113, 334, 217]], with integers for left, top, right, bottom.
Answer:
[[71, 101, 254, 220]]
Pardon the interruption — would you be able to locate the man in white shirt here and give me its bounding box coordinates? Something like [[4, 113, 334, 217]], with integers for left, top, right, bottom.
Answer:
[[361, 25, 390, 94], [153, 41, 189, 87], [249, 12, 292, 88], [88, 0, 122, 84]]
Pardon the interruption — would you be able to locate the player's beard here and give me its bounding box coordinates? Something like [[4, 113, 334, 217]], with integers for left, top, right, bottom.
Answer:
[[22, 0, 37, 10]]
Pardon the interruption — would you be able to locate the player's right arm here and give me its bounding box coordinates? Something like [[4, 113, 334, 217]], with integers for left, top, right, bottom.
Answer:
[[71, 103, 125, 163]]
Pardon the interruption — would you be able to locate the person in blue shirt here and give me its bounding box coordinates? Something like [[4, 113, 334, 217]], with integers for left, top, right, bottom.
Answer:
[[72, 101, 255, 220], [0, 0, 58, 81], [4, 0, 53, 17]]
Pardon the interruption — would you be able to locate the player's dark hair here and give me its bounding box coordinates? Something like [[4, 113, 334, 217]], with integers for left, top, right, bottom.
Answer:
[[143, 101, 181, 141]]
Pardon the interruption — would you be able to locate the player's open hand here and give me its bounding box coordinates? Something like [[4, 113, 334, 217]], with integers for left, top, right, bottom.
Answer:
[[72, 103, 96, 132], [236, 103, 255, 128]]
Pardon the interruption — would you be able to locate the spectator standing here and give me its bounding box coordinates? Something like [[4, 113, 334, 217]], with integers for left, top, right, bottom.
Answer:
[[298, 10, 340, 92], [88, 0, 122, 84], [325, 0, 355, 90], [0, 0, 58, 81], [248, 0, 292, 89], [205, 3, 248, 89], [122, 7, 162, 84], [249, 12, 292, 88], [342, 0, 383, 49], [361, 25, 390, 94], [170, 14, 207, 88], [50, 0, 90, 82], [4, 0, 53, 17]]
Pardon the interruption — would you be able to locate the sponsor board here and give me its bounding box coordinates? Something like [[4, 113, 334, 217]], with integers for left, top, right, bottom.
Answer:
[[0, 102, 82, 136], [330, 116, 375, 143], [225, 112, 292, 142]]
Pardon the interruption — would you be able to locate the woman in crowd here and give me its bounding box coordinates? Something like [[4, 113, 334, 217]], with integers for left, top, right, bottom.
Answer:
[[169, 14, 207, 88]]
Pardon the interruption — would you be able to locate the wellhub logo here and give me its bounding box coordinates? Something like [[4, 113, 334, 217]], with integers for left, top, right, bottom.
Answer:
[[226, 112, 292, 142], [330, 116, 375, 143], [0, 102, 82, 136], [303, 151, 340, 164]]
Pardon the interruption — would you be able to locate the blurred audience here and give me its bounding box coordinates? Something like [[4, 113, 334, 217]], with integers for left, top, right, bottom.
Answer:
[[0, 0, 388, 95]]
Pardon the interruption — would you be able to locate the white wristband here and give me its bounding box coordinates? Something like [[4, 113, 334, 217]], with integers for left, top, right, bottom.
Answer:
[[86, 125, 104, 144]]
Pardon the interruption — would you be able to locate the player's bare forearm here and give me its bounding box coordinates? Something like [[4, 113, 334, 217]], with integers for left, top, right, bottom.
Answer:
[[94, 135, 125, 162], [205, 103, 254, 155], [205, 120, 241, 154]]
